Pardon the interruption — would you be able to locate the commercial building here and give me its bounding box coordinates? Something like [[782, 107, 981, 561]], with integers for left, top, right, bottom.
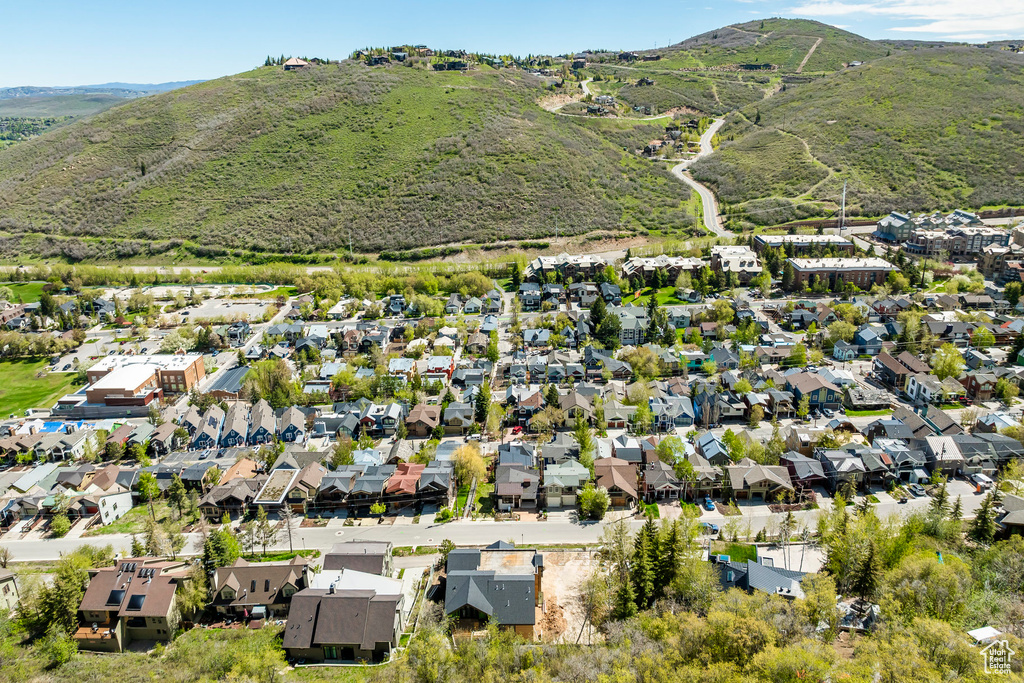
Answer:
[[56, 354, 206, 417], [787, 257, 897, 290], [752, 234, 853, 256]]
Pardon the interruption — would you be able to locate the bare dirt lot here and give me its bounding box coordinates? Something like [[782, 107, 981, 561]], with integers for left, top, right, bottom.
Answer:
[[537, 550, 605, 643]]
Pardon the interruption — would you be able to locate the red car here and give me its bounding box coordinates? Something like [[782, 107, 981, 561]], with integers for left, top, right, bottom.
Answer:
[[511, 426, 523, 435]]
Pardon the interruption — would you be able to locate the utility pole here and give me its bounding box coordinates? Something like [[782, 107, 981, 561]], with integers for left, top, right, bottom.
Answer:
[[839, 180, 847, 233]]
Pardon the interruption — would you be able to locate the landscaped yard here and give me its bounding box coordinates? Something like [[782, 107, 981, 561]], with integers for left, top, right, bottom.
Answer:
[[84, 501, 174, 536], [711, 541, 758, 563], [622, 286, 685, 307], [473, 482, 494, 514], [0, 359, 77, 418]]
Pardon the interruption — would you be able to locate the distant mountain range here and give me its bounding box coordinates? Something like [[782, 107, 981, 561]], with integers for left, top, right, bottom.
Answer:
[[0, 81, 204, 100]]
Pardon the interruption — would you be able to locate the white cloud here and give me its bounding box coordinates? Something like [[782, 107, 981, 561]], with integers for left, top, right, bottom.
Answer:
[[785, 0, 1024, 38]]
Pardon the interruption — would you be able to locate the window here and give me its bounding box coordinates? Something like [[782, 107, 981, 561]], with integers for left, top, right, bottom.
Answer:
[[264, 580, 270, 593], [251, 580, 256, 592], [126, 594, 146, 611]]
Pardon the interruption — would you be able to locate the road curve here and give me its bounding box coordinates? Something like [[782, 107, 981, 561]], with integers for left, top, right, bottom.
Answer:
[[671, 118, 730, 237]]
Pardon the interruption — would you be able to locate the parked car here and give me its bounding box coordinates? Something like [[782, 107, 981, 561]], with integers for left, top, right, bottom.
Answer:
[[511, 426, 523, 435], [703, 497, 715, 512], [810, 409, 821, 420], [908, 483, 926, 497], [699, 522, 719, 534], [822, 408, 834, 418]]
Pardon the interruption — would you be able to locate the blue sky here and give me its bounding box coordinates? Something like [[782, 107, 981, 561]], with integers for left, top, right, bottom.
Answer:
[[2, 0, 1022, 87]]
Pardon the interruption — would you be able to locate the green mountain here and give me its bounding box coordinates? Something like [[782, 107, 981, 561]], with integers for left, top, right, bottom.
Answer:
[[0, 62, 692, 257], [691, 47, 1024, 225]]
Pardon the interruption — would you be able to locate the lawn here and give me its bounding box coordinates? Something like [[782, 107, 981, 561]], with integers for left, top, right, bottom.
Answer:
[[1, 281, 48, 303], [711, 541, 757, 563], [474, 482, 494, 515], [845, 409, 893, 417], [84, 501, 174, 536], [622, 286, 684, 307], [0, 359, 77, 417], [641, 502, 660, 518], [455, 485, 470, 514]]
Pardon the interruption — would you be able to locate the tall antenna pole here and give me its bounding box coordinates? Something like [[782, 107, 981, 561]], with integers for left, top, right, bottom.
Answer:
[[839, 181, 847, 233]]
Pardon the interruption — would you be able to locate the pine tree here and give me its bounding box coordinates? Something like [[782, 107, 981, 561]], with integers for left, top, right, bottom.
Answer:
[[545, 383, 560, 407], [852, 541, 880, 601], [970, 491, 997, 544], [929, 481, 949, 518], [631, 518, 660, 608], [612, 580, 637, 620], [656, 520, 684, 597], [950, 495, 963, 521]]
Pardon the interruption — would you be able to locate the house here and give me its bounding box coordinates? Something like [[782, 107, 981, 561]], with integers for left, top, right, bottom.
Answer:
[[278, 406, 306, 443], [220, 404, 250, 447], [595, 457, 638, 508], [211, 557, 309, 619], [832, 340, 857, 361], [542, 460, 589, 508], [922, 436, 966, 476], [696, 431, 731, 467], [191, 405, 225, 450], [494, 465, 540, 510], [712, 556, 807, 599], [75, 557, 190, 652], [786, 373, 841, 410], [283, 57, 309, 70], [854, 327, 883, 356], [443, 402, 475, 435], [961, 371, 997, 402], [780, 452, 828, 493], [815, 449, 867, 492], [726, 459, 794, 500], [406, 404, 440, 437], [322, 541, 394, 575], [248, 399, 277, 445], [0, 570, 18, 613], [445, 542, 543, 638], [643, 460, 680, 501], [873, 352, 912, 389], [283, 572, 405, 663]]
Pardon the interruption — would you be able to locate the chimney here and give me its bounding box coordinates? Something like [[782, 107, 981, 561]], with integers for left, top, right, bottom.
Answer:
[[329, 582, 336, 594]]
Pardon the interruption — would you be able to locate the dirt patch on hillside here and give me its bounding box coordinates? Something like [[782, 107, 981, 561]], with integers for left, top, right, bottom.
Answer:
[[537, 550, 605, 643]]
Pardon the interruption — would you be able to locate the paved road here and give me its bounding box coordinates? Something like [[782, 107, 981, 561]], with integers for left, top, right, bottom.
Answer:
[[671, 118, 729, 238], [0, 479, 987, 562]]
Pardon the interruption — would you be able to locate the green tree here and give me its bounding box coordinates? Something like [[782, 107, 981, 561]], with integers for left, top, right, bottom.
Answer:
[[202, 528, 241, 568], [796, 395, 810, 420], [970, 490, 998, 544], [167, 474, 187, 519], [931, 343, 965, 381], [630, 518, 659, 608], [578, 485, 609, 520], [972, 326, 995, 349], [748, 404, 764, 428], [137, 471, 160, 519], [255, 505, 277, 556], [49, 513, 71, 538], [786, 342, 807, 368], [852, 541, 881, 601]]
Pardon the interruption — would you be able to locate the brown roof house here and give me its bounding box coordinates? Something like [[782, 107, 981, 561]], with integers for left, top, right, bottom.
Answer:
[[726, 459, 794, 501], [595, 457, 638, 508], [75, 557, 191, 652], [211, 556, 309, 620], [283, 570, 405, 663], [322, 541, 394, 576], [405, 404, 440, 437]]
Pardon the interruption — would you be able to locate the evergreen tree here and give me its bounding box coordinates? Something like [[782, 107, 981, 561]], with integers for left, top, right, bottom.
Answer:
[[970, 490, 997, 544], [781, 262, 795, 291], [929, 480, 949, 518], [510, 261, 522, 289], [612, 580, 638, 619], [545, 383, 560, 407], [167, 474, 187, 519], [590, 295, 606, 329], [852, 541, 880, 601], [950, 495, 963, 521], [631, 518, 660, 608], [656, 520, 684, 597], [474, 383, 490, 423]]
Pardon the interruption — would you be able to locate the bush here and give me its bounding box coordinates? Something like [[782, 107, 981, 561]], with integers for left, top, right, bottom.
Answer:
[[434, 508, 453, 523], [49, 513, 71, 538], [578, 485, 610, 520]]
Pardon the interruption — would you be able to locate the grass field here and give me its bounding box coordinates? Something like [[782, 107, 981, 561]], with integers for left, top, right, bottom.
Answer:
[[0, 94, 126, 117], [0, 359, 77, 417], [1, 281, 48, 303]]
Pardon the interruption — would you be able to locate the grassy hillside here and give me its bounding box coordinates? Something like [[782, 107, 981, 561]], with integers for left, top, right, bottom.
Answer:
[[0, 61, 695, 256], [650, 18, 888, 73], [692, 47, 1024, 224], [0, 94, 125, 117]]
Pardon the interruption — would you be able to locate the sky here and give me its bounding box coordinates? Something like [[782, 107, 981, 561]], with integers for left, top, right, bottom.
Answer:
[[2, 0, 1023, 87]]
